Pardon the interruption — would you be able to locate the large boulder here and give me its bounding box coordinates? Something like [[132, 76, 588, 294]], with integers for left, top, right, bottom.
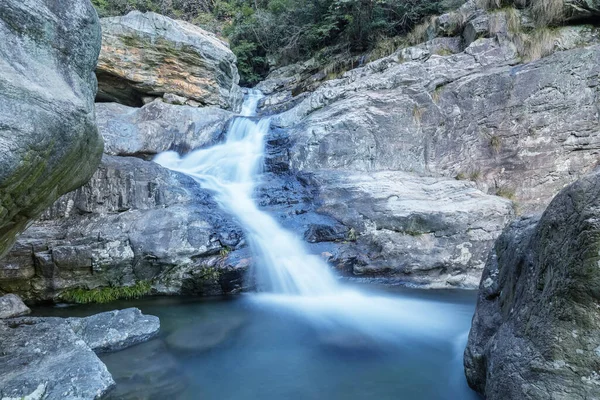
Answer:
[[96, 101, 233, 157], [464, 170, 600, 399], [96, 11, 242, 110], [0, 155, 247, 302], [0, 293, 30, 319], [0, 0, 104, 258], [0, 308, 159, 399]]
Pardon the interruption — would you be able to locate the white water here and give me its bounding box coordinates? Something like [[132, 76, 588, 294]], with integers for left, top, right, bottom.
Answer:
[[154, 90, 471, 347]]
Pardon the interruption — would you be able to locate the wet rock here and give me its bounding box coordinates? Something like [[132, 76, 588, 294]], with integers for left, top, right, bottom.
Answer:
[[166, 315, 245, 353], [0, 0, 104, 257], [101, 340, 188, 400], [96, 11, 242, 110], [0, 155, 245, 302], [66, 308, 160, 353], [0, 318, 114, 399], [465, 170, 600, 399], [0, 294, 30, 319], [96, 101, 233, 157]]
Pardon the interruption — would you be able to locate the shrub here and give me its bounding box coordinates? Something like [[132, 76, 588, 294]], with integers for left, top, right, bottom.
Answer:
[[61, 281, 152, 304]]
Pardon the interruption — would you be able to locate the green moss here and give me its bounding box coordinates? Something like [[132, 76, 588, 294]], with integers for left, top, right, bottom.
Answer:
[[496, 186, 516, 200], [219, 246, 232, 257], [61, 281, 152, 304]]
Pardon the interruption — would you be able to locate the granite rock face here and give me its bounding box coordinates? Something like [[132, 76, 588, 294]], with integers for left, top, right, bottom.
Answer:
[[267, 30, 600, 213], [97, 11, 243, 110], [0, 0, 104, 258], [96, 101, 233, 157], [0, 155, 247, 302], [0, 293, 30, 319], [464, 170, 600, 399]]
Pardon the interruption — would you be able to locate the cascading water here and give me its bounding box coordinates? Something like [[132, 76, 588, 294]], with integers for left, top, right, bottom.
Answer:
[[154, 90, 471, 348]]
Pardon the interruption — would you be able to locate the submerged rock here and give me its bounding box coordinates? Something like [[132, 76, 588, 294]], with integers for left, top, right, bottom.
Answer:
[[464, 170, 600, 399], [0, 0, 104, 257], [165, 315, 245, 353], [96, 11, 242, 110], [0, 294, 30, 319]]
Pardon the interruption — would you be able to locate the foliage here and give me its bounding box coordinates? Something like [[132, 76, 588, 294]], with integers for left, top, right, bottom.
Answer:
[[91, 0, 449, 84], [61, 281, 152, 304]]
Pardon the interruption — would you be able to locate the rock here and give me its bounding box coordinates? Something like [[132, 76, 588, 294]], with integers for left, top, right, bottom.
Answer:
[[66, 308, 160, 353], [464, 170, 600, 399], [96, 101, 233, 157], [163, 93, 188, 105], [310, 170, 514, 288], [271, 36, 600, 213], [100, 340, 188, 399], [0, 294, 30, 319], [0, 0, 104, 257], [96, 11, 243, 110], [0, 318, 115, 399], [0, 155, 246, 302], [165, 315, 245, 353]]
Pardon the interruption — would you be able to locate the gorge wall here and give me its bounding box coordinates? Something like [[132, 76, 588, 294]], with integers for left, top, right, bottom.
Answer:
[[1, 2, 599, 302]]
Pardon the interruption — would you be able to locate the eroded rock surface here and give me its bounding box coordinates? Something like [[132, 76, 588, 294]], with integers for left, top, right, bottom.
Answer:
[[464, 170, 600, 399], [97, 101, 233, 157], [0, 155, 247, 302], [97, 11, 242, 110], [0, 293, 30, 319], [0, 0, 104, 257]]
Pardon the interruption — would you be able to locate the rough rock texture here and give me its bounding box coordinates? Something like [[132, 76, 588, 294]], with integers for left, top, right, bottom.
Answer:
[[0, 318, 115, 399], [0, 0, 104, 258], [0, 293, 30, 319], [66, 308, 160, 353], [310, 171, 514, 287], [96, 101, 233, 157], [0, 308, 159, 399], [0, 155, 248, 302], [464, 170, 600, 399], [266, 29, 600, 213], [97, 11, 242, 110]]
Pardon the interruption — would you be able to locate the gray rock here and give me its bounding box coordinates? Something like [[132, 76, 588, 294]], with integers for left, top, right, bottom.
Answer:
[[464, 169, 600, 399], [0, 318, 114, 400], [96, 11, 243, 110], [96, 101, 233, 157], [0, 0, 104, 257], [0, 294, 30, 319], [271, 36, 600, 213], [310, 170, 514, 288], [0, 155, 246, 302], [66, 308, 160, 353]]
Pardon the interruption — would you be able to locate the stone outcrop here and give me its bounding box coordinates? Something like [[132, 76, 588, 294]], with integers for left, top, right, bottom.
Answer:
[[96, 101, 233, 158], [266, 23, 600, 213], [0, 308, 158, 400], [464, 170, 600, 399], [0, 0, 104, 258], [96, 11, 243, 110], [310, 171, 514, 287], [0, 293, 30, 319], [0, 155, 248, 302]]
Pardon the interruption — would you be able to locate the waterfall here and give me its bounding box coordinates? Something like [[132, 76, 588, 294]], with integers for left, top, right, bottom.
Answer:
[[155, 90, 466, 346], [154, 90, 338, 295]]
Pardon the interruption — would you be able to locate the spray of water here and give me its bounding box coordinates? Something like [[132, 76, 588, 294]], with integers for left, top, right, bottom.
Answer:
[[154, 90, 468, 346]]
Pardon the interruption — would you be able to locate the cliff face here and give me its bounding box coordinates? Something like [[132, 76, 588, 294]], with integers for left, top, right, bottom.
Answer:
[[464, 169, 600, 399], [0, 0, 104, 258]]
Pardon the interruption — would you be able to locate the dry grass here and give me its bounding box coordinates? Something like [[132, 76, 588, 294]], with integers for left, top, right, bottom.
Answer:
[[412, 106, 425, 123], [531, 0, 565, 26], [519, 28, 557, 62], [408, 16, 437, 45]]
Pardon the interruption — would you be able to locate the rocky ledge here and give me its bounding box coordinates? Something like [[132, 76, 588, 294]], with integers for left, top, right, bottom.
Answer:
[[464, 169, 600, 399], [0, 297, 159, 400]]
